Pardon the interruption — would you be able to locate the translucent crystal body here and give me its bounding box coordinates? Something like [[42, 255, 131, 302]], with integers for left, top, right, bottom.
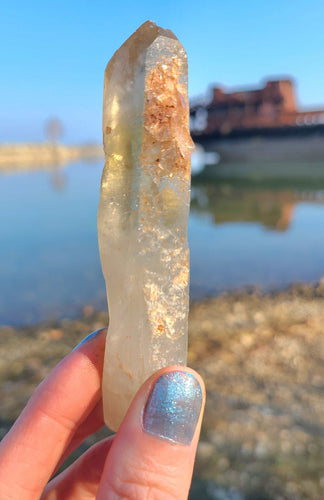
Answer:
[[98, 21, 193, 431]]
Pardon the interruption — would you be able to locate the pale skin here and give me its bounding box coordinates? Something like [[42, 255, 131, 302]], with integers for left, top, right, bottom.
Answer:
[[0, 328, 205, 500]]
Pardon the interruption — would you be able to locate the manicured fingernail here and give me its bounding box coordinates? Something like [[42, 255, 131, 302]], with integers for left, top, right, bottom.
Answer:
[[143, 370, 202, 446], [73, 328, 106, 350]]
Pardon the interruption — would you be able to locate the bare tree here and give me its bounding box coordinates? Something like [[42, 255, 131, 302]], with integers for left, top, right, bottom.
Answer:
[[45, 118, 64, 143]]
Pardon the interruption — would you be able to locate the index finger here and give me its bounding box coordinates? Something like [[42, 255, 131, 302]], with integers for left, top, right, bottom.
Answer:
[[0, 328, 107, 500]]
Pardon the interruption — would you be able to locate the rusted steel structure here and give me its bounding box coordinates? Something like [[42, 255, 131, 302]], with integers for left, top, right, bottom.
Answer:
[[190, 79, 324, 137]]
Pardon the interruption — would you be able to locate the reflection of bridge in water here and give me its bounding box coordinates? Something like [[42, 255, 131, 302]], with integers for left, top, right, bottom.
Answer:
[[191, 183, 324, 232]]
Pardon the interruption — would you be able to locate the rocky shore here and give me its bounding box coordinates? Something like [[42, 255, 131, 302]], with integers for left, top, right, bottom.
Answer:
[[0, 283, 323, 500], [0, 143, 103, 170]]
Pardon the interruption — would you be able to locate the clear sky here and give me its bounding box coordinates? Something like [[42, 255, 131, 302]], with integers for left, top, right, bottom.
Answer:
[[1, 0, 324, 143]]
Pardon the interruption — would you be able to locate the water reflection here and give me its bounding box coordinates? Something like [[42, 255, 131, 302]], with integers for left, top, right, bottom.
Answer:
[[191, 176, 324, 231], [50, 166, 67, 192], [0, 161, 324, 324]]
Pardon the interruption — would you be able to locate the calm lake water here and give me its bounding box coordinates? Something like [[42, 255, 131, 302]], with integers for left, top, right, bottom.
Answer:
[[1, 160, 324, 325]]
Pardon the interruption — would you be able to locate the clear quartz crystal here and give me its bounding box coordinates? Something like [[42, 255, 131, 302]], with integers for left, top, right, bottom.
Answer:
[[98, 20, 194, 431]]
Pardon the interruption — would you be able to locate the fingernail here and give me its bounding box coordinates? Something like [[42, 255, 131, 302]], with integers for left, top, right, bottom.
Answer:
[[73, 328, 106, 350], [143, 370, 202, 446]]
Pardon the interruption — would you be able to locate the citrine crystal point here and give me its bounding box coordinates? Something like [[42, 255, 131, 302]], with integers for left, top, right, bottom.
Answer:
[[98, 22, 194, 432]]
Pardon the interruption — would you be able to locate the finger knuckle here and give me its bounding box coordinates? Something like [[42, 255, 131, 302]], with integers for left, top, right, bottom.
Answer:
[[105, 462, 180, 500]]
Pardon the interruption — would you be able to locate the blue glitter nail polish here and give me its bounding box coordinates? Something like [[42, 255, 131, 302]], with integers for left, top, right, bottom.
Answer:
[[143, 371, 202, 446], [73, 328, 105, 350]]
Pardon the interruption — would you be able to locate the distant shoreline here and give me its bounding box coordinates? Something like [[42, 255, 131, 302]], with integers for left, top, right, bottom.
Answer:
[[0, 143, 104, 171]]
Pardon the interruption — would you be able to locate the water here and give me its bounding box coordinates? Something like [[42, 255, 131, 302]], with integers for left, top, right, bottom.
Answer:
[[0, 160, 324, 325]]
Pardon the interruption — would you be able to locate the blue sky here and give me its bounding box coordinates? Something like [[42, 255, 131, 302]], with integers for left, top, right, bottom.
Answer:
[[1, 0, 324, 143]]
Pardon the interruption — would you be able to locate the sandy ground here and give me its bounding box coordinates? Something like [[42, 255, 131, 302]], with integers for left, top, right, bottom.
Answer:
[[0, 283, 323, 500]]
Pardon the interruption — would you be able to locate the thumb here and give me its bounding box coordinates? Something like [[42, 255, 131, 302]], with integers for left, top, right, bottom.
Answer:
[[96, 366, 205, 500]]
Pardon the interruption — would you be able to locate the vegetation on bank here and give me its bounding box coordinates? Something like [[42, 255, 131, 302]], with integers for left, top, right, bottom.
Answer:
[[0, 143, 103, 170]]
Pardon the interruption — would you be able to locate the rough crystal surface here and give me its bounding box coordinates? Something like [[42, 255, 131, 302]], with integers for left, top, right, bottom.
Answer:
[[98, 20, 194, 431]]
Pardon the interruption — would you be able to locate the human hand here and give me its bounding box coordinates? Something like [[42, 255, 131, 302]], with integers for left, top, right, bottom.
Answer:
[[0, 328, 205, 499]]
